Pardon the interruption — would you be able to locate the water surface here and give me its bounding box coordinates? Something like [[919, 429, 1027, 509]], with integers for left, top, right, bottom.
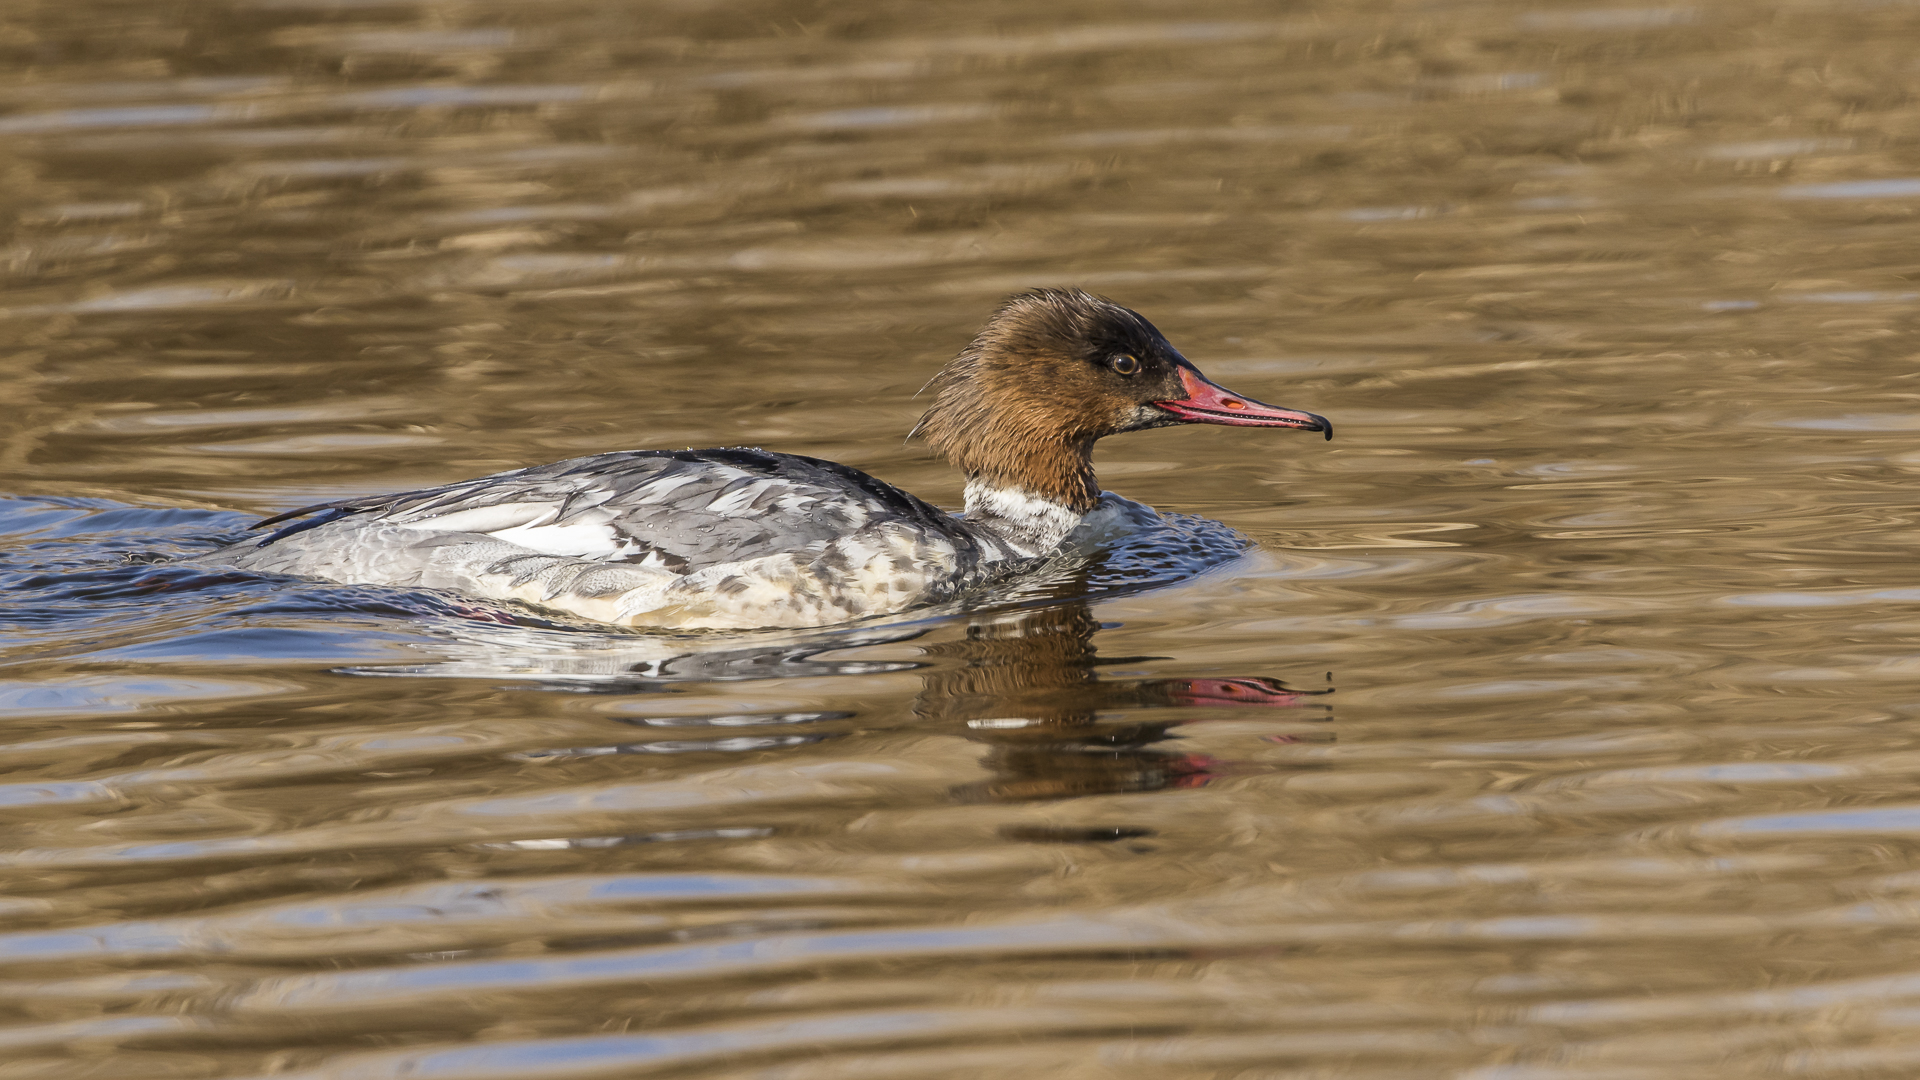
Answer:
[[7, 0, 1920, 1076]]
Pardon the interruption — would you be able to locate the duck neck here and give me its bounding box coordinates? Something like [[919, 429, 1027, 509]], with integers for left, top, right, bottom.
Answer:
[[962, 457, 1096, 558], [916, 355, 1105, 555]]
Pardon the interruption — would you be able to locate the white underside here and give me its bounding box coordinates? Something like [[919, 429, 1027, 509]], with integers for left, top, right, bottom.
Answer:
[[222, 516, 976, 630]]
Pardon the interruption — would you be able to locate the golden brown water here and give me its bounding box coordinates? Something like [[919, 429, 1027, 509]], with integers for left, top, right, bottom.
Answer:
[[6, 0, 1920, 1076]]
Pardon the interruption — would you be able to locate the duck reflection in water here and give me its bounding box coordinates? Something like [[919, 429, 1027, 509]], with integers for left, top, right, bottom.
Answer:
[[911, 602, 1329, 806], [363, 591, 1330, 812]]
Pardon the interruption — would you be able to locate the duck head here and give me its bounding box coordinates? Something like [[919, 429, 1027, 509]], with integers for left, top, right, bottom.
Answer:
[[916, 288, 1330, 513]]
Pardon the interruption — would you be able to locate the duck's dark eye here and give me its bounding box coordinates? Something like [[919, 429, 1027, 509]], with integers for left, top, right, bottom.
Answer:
[[1109, 354, 1140, 376]]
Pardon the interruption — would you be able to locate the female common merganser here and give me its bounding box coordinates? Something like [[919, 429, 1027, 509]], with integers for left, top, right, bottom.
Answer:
[[195, 289, 1330, 629]]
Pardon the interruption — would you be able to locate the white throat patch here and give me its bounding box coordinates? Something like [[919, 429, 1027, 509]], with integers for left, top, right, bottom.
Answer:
[[963, 480, 1085, 557]]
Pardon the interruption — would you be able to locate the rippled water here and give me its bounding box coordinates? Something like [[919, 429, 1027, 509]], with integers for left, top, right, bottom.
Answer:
[[8, 0, 1920, 1076]]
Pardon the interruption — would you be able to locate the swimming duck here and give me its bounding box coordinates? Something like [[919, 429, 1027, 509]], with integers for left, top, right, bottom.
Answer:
[[195, 289, 1330, 629]]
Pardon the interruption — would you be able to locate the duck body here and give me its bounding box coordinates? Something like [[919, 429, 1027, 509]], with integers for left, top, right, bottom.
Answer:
[[194, 290, 1330, 629], [205, 447, 1046, 629]]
